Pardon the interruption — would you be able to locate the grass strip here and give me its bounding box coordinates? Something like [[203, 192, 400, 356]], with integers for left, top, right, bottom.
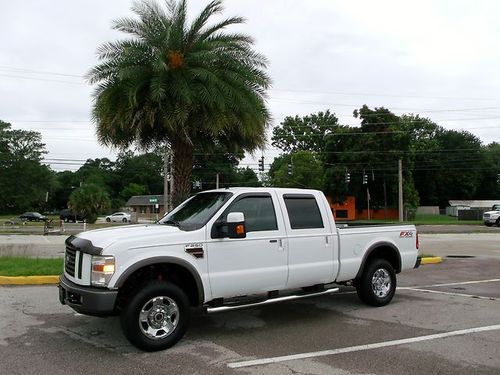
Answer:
[[0, 257, 63, 276]]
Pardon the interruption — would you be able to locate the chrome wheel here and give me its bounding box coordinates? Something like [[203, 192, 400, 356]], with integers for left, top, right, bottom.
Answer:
[[371, 268, 391, 298], [139, 296, 179, 340]]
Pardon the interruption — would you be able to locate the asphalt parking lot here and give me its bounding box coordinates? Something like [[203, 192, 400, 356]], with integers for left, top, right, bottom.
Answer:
[[1, 256, 499, 374]]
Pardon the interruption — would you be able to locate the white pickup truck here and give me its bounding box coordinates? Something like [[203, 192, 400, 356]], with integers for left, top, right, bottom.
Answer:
[[59, 188, 420, 351], [483, 204, 500, 226]]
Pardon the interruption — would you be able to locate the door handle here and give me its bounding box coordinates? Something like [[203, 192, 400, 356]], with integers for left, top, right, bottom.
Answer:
[[269, 239, 278, 243]]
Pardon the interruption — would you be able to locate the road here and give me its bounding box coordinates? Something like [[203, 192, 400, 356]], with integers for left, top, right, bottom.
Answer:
[[420, 233, 500, 258], [1, 257, 499, 374]]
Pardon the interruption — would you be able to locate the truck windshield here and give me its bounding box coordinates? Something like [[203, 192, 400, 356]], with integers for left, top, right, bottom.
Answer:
[[158, 192, 233, 231]]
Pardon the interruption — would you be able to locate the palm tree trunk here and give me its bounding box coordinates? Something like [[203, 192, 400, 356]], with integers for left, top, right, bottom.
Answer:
[[171, 140, 194, 207]]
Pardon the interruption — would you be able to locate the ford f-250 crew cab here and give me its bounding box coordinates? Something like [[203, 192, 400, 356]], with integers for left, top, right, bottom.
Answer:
[[59, 188, 421, 351]]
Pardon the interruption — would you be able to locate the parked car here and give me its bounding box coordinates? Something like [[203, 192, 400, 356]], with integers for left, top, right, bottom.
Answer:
[[105, 212, 131, 223], [59, 188, 420, 351], [60, 209, 86, 223], [19, 212, 48, 222], [482, 204, 500, 226]]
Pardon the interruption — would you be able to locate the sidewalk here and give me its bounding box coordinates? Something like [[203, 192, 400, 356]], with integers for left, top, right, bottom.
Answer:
[[0, 235, 66, 258]]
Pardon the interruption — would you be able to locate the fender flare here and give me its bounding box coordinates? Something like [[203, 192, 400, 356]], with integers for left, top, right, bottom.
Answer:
[[114, 256, 204, 305], [355, 241, 402, 279]]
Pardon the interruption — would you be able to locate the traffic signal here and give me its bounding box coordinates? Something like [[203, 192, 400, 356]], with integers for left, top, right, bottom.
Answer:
[[345, 172, 351, 184], [258, 156, 264, 171], [363, 174, 368, 185], [287, 163, 293, 176]]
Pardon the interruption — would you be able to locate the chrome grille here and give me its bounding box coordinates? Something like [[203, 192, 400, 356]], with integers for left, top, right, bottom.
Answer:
[[65, 247, 76, 277]]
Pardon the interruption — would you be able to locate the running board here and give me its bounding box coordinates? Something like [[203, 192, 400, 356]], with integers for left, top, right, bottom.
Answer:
[[206, 287, 340, 314]]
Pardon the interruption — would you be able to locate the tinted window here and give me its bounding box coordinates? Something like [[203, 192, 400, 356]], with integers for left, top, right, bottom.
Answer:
[[159, 192, 232, 231], [224, 196, 278, 232], [284, 195, 324, 229]]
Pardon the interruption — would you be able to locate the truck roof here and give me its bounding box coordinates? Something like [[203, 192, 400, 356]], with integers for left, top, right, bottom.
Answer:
[[200, 187, 322, 195]]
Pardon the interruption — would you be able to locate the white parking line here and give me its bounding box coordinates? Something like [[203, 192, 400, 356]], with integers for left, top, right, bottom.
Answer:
[[400, 287, 500, 301], [402, 278, 500, 289], [227, 324, 500, 369]]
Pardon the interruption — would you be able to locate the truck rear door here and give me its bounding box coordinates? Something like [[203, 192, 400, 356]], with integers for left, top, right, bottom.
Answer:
[[277, 192, 339, 288]]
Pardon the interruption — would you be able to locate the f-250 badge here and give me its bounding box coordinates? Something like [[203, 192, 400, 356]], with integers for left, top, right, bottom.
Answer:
[[185, 243, 204, 259]]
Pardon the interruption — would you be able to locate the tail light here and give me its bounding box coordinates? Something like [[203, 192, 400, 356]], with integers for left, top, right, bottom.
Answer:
[[416, 231, 419, 250]]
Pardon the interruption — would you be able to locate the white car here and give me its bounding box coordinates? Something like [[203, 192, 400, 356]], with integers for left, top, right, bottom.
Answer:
[[105, 212, 131, 223], [483, 204, 500, 227]]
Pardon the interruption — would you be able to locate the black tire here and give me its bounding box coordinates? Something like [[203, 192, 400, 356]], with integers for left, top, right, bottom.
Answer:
[[496, 218, 500, 227], [106, 217, 111, 222], [356, 259, 396, 307], [122, 218, 127, 223], [485, 222, 493, 227], [120, 281, 190, 351]]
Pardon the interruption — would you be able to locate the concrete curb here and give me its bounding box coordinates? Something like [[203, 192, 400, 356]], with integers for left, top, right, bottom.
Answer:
[[0, 275, 60, 285], [421, 256, 443, 265]]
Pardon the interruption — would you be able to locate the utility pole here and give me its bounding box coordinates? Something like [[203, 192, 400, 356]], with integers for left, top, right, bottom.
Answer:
[[398, 159, 403, 222], [362, 169, 369, 220], [169, 153, 174, 212], [164, 150, 174, 213], [216, 173, 219, 189], [367, 187, 371, 220], [163, 150, 170, 213]]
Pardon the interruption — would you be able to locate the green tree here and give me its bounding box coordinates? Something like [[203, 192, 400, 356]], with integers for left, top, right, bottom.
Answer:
[[268, 151, 324, 190], [272, 110, 341, 154], [50, 171, 81, 211], [476, 142, 500, 199], [115, 151, 163, 195], [120, 183, 147, 201], [69, 183, 111, 223], [191, 144, 244, 190], [431, 129, 483, 207], [233, 167, 261, 187], [0, 121, 53, 213], [87, 0, 270, 205]]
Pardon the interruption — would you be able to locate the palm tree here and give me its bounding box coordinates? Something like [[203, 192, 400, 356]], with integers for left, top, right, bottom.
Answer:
[[87, 0, 271, 205]]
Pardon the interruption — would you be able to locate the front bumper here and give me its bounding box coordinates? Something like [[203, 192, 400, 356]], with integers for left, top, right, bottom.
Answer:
[[59, 274, 118, 316], [414, 256, 422, 269], [483, 218, 497, 224]]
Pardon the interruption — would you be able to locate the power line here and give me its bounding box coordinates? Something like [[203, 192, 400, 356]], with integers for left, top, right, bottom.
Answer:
[[0, 66, 83, 78], [0, 73, 84, 85], [271, 87, 500, 101]]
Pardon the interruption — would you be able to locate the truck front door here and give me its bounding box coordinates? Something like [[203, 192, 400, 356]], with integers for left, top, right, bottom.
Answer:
[[206, 192, 288, 298]]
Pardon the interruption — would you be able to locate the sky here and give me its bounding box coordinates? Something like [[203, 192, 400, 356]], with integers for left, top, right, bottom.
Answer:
[[2, 0, 500, 172]]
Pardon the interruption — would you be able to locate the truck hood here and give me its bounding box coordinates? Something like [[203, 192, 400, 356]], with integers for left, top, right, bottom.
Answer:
[[76, 224, 181, 249], [484, 210, 500, 215]]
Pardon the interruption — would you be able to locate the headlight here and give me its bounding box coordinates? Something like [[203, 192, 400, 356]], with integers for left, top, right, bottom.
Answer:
[[91, 255, 115, 287]]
